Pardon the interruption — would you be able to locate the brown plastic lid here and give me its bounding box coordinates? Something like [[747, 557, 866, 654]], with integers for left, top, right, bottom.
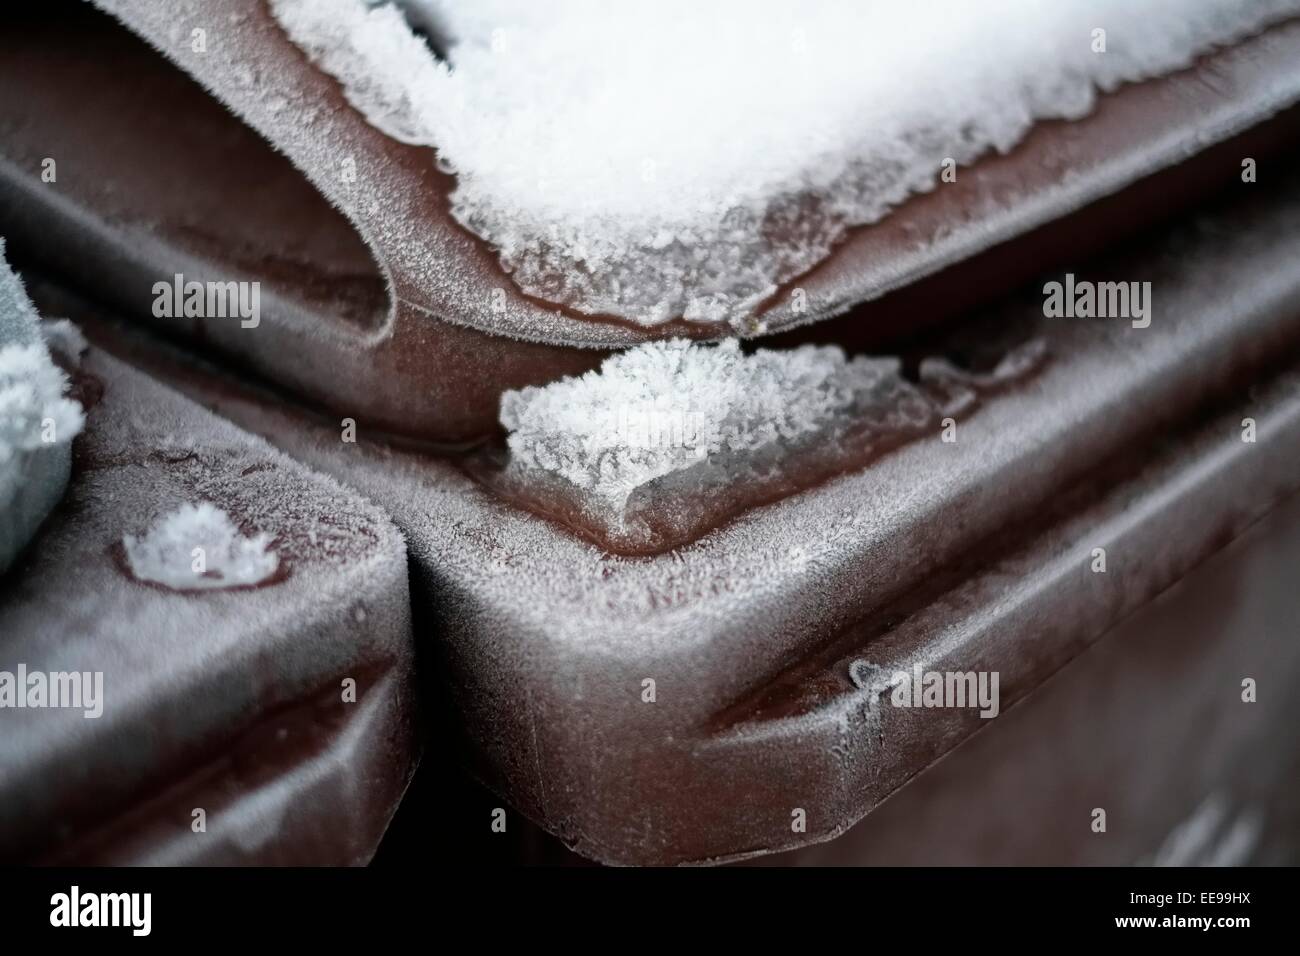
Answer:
[[4, 1, 1300, 441]]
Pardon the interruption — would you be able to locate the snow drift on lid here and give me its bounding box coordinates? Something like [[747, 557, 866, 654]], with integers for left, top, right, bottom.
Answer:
[[270, 0, 1300, 328]]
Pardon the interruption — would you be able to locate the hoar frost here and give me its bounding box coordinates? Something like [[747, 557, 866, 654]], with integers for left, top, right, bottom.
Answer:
[[123, 502, 279, 591], [501, 339, 906, 514], [1, 241, 85, 516], [270, 0, 1300, 327], [0, 345, 84, 477], [492, 336, 1045, 552]]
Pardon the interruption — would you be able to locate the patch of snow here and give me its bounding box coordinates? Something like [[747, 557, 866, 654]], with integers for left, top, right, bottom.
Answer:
[[0, 245, 84, 508], [270, 0, 1300, 327], [501, 338, 913, 514], [490, 336, 999, 551], [0, 345, 84, 470], [123, 502, 280, 591]]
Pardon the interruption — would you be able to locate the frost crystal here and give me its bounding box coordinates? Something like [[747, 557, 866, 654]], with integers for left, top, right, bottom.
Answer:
[[502, 339, 907, 513], [1, 243, 85, 512], [492, 336, 1046, 552], [492, 337, 948, 554], [0, 345, 84, 469], [270, 0, 1300, 327], [123, 503, 280, 591]]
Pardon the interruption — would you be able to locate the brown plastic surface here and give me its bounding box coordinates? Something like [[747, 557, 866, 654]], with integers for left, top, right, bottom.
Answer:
[[749, 486, 1300, 865], [43, 169, 1300, 863], [0, 350, 417, 865]]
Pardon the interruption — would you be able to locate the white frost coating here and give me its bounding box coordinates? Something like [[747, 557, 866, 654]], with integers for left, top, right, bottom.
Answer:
[[270, 0, 1300, 326], [501, 338, 903, 513], [0, 245, 85, 506], [123, 502, 279, 591], [0, 345, 84, 470]]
